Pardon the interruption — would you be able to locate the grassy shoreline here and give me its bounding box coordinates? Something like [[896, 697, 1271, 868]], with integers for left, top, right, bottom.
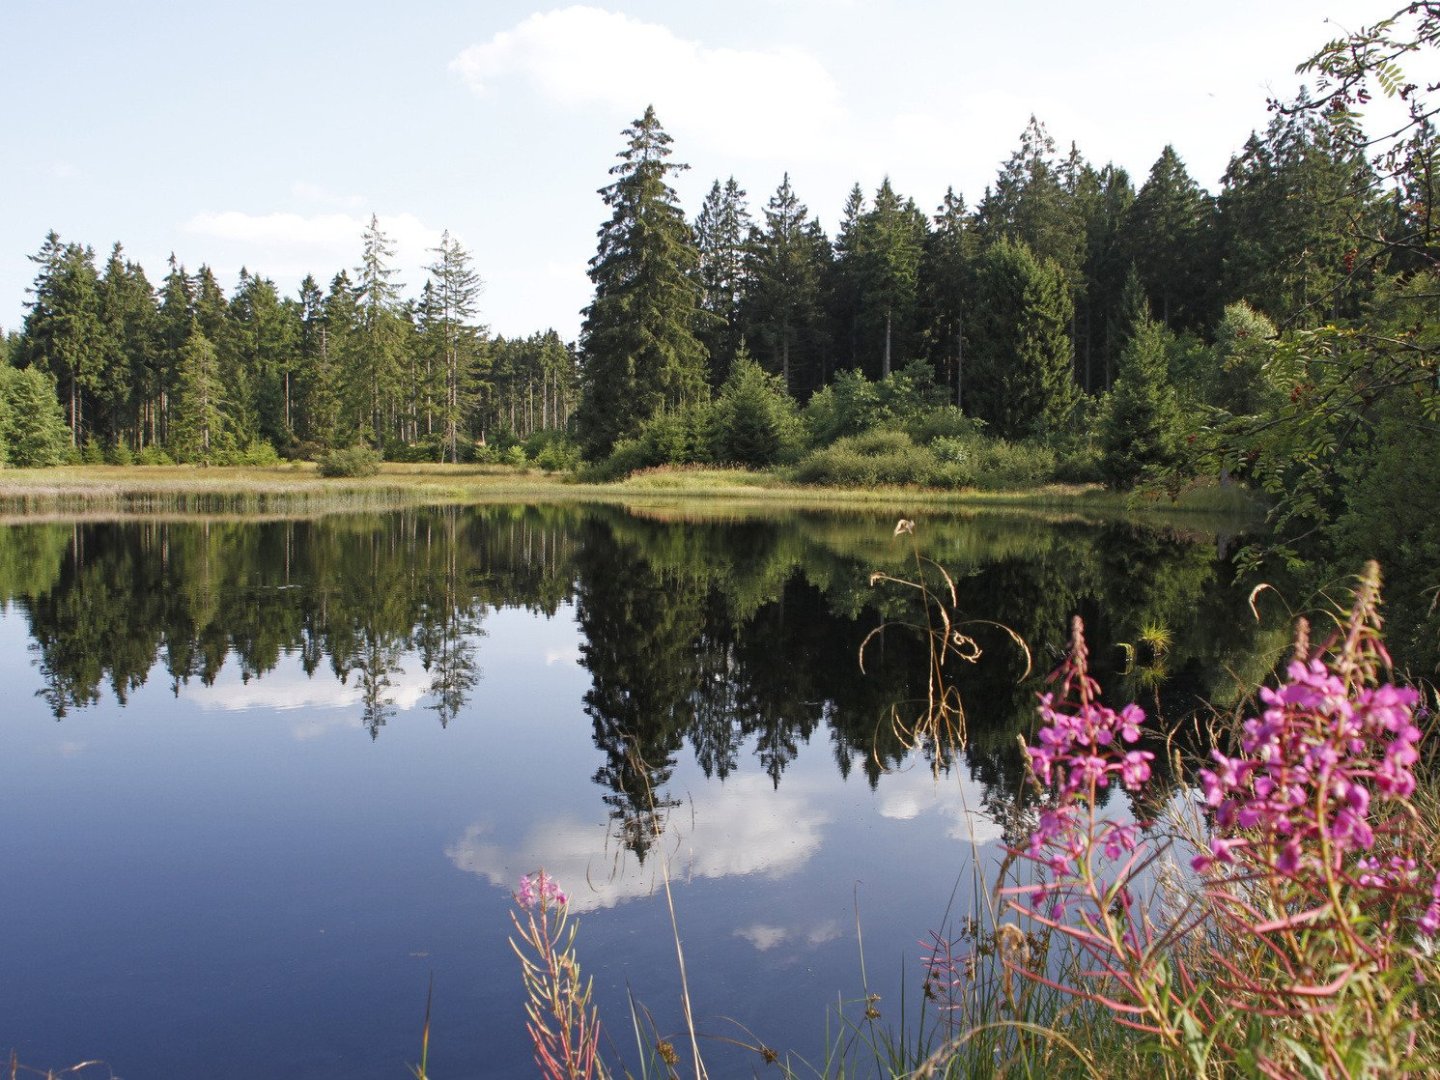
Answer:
[[0, 462, 1265, 526]]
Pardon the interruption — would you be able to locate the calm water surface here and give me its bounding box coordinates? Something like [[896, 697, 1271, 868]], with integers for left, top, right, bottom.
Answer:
[[0, 504, 1267, 1077]]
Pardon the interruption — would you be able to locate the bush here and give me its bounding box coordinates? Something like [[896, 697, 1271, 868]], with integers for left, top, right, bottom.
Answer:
[[108, 442, 135, 466], [317, 445, 381, 478], [503, 445, 529, 468], [234, 441, 281, 467], [136, 445, 174, 466], [791, 431, 949, 487], [80, 442, 106, 465]]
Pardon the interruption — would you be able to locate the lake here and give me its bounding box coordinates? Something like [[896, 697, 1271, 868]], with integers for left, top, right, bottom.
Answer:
[[0, 503, 1271, 1077]]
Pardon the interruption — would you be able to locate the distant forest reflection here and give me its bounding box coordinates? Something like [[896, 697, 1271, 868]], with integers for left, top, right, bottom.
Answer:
[[1, 505, 1278, 853]]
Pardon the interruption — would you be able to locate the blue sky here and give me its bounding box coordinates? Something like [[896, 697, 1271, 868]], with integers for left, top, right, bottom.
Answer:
[[1, 1, 1407, 342]]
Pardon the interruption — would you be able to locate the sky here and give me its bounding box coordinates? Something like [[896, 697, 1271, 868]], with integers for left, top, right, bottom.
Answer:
[[1, 0, 1411, 343]]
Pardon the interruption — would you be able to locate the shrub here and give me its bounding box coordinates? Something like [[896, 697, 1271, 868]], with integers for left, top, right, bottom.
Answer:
[[136, 445, 174, 466], [108, 442, 135, 466], [317, 445, 381, 478], [504, 445, 530, 468], [791, 430, 946, 487]]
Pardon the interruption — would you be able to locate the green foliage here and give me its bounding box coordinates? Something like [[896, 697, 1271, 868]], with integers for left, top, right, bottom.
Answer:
[[790, 430, 954, 488], [1099, 311, 1187, 489], [136, 444, 174, 466], [965, 238, 1079, 440], [576, 107, 710, 457], [0, 365, 72, 466], [709, 351, 802, 466], [317, 444, 382, 478]]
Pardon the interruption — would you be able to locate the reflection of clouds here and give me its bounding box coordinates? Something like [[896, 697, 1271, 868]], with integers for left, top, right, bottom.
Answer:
[[735, 924, 787, 951], [875, 768, 1006, 846], [544, 647, 581, 667], [57, 740, 86, 757], [193, 665, 433, 732], [733, 917, 841, 953], [447, 775, 832, 912]]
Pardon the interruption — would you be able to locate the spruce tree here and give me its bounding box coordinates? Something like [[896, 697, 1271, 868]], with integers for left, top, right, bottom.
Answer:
[[742, 173, 831, 397], [425, 231, 484, 462], [170, 326, 227, 464], [694, 177, 752, 384], [1099, 307, 1186, 489], [576, 106, 709, 457], [0, 366, 71, 466], [966, 239, 1078, 439], [352, 215, 408, 447]]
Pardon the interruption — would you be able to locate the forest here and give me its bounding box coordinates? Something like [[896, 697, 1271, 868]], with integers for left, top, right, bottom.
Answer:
[[5, 9, 1440, 663]]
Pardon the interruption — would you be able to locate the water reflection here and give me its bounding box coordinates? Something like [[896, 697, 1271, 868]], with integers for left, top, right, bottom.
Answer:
[[2, 504, 1275, 832]]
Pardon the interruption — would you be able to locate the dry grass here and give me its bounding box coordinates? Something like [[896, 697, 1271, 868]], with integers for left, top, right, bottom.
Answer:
[[0, 464, 1264, 530]]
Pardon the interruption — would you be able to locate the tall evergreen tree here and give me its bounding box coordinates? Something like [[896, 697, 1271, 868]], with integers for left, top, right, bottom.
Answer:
[[95, 243, 158, 448], [1099, 306, 1186, 489], [694, 177, 752, 383], [352, 214, 408, 446], [853, 178, 927, 378], [1121, 146, 1218, 334], [741, 173, 831, 397], [21, 234, 103, 447], [1218, 102, 1374, 324], [576, 106, 709, 456], [920, 187, 976, 406], [170, 326, 227, 464], [965, 239, 1077, 439], [425, 231, 485, 462]]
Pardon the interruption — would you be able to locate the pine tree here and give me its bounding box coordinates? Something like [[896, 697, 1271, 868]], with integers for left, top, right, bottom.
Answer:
[[95, 243, 158, 449], [694, 177, 752, 383], [966, 239, 1078, 439], [576, 106, 709, 457], [920, 187, 976, 406], [425, 231, 485, 462], [1099, 307, 1186, 489], [741, 173, 832, 397], [170, 326, 227, 464], [352, 214, 408, 447], [1122, 146, 1218, 334], [1218, 102, 1374, 324], [154, 256, 194, 446], [21, 234, 103, 447], [0, 366, 71, 466], [853, 178, 927, 379]]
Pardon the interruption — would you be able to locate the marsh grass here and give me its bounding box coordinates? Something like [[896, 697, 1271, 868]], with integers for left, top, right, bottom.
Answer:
[[0, 465, 1264, 531], [4, 1052, 119, 1080]]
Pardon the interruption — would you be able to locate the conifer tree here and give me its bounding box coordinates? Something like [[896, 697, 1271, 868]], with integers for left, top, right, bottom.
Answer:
[[694, 177, 752, 383], [966, 239, 1077, 439], [21, 234, 103, 447], [352, 215, 408, 447], [853, 178, 927, 379], [425, 231, 484, 462], [0, 366, 71, 466], [1099, 307, 1186, 489], [576, 106, 709, 457], [170, 326, 227, 464], [742, 173, 831, 397], [920, 187, 976, 405], [1122, 146, 1218, 334]]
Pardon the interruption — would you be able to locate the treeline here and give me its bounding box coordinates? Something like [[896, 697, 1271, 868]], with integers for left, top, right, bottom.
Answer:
[[4, 218, 578, 465], [2, 88, 1430, 483]]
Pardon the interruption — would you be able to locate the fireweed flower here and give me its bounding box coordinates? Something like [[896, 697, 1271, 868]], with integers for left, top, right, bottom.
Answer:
[[1192, 657, 1422, 882]]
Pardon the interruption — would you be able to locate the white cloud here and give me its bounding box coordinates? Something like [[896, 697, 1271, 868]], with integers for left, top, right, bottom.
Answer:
[[451, 6, 846, 159], [50, 161, 80, 180], [446, 773, 832, 912]]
